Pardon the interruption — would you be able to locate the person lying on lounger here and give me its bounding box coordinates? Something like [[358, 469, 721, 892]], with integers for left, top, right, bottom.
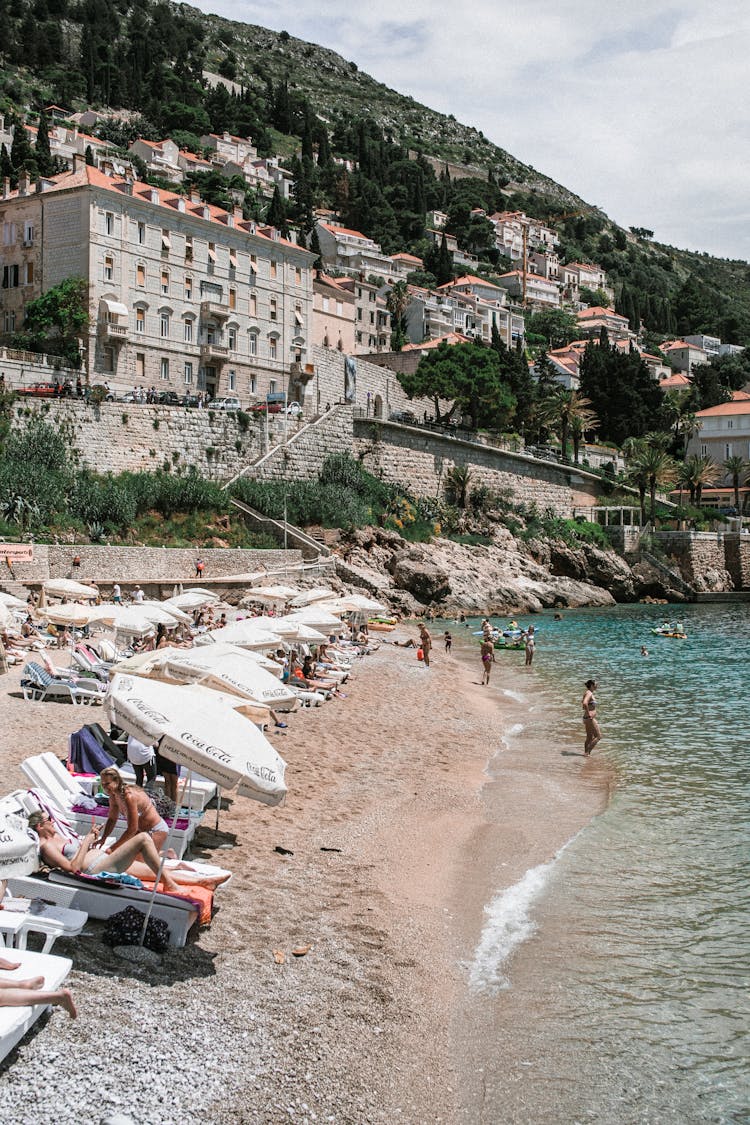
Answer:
[[0, 956, 77, 1018], [28, 812, 228, 890]]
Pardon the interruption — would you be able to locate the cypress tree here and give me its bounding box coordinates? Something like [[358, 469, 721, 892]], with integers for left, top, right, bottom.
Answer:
[[308, 225, 323, 271], [10, 120, 35, 184], [35, 110, 53, 177], [436, 233, 453, 286], [85, 144, 95, 166], [265, 184, 289, 238], [0, 144, 12, 186]]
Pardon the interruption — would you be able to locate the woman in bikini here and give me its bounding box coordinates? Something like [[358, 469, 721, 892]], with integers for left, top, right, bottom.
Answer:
[[29, 812, 228, 889], [99, 766, 173, 856], [480, 638, 495, 685], [582, 679, 601, 756]]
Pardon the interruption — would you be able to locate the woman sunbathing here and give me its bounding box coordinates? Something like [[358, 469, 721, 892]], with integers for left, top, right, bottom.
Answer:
[[0, 956, 77, 1018], [28, 813, 228, 889], [99, 765, 173, 855]]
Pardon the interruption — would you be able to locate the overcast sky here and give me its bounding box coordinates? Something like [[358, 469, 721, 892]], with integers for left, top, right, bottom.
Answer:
[[192, 0, 750, 262]]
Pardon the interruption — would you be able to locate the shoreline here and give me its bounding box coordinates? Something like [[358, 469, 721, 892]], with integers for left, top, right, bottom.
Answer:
[[0, 633, 612, 1123]]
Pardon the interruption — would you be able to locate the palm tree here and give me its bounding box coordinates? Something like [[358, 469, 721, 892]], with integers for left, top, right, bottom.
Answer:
[[723, 454, 749, 513], [538, 389, 598, 463], [445, 464, 472, 508], [385, 281, 410, 352], [623, 436, 649, 524], [683, 454, 718, 508], [637, 445, 677, 523]]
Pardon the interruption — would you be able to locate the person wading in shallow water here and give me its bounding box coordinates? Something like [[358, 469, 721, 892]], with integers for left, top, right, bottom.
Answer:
[[480, 637, 495, 684], [582, 679, 601, 755]]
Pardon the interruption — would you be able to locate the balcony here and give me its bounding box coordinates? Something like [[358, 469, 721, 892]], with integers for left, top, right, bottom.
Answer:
[[100, 321, 128, 343], [200, 300, 229, 321], [200, 342, 228, 362]]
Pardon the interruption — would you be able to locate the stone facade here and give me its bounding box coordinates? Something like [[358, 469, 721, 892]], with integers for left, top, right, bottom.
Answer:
[[307, 344, 432, 420], [1, 543, 301, 589], [352, 419, 603, 517], [249, 405, 354, 482], [12, 398, 262, 479], [654, 530, 750, 590]]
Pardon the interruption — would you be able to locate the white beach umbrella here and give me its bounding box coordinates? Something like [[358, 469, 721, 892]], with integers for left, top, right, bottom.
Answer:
[[0, 811, 39, 879], [182, 641, 283, 677], [39, 602, 98, 627], [164, 591, 218, 611], [181, 683, 272, 726], [281, 608, 344, 632], [289, 587, 337, 607], [321, 594, 388, 614], [0, 604, 16, 630], [164, 648, 298, 710], [234, 615, 300, 636], [105, 673, 287, 804], [0, 592, 27, 609], [89, 604, 156, 636], [200, 621, 284, 650], [247, 585, 300, 605], [147, 600, 192, 625], [43, 578, 99, 600]]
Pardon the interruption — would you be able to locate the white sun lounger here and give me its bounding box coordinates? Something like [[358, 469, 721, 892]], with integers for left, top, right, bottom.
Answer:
[[20, 754, 200, 859], [0, 948, 72, 1064], [0, 894, 88, 955], [7, 875, 201, 948]]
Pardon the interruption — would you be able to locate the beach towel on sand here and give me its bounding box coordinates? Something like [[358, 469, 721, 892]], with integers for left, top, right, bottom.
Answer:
[[140, 881, 214, 925]]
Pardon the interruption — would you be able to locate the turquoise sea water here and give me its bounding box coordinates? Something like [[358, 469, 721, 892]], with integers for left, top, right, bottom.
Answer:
[[456, 604, 750, 1123]]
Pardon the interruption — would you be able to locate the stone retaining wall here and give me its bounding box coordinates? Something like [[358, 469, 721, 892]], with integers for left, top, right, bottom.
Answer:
[[1, 544, 300, 587], [12, 399, 262, 479], [654, 530, 750, 589], [352, 419, 603, 517], [249, 405, 354, 482], [308, 345, 433, 419]]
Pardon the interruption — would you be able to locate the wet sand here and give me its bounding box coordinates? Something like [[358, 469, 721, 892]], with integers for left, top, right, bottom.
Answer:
[[0, 637, 610, 1123]]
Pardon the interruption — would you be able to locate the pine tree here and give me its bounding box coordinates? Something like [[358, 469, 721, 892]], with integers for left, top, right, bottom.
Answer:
[[35, 111, 53, 177], [265, 184, 289, 238]]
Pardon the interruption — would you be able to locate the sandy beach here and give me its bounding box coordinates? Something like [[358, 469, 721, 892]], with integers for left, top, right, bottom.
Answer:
[[0, 635, 611, 1124]]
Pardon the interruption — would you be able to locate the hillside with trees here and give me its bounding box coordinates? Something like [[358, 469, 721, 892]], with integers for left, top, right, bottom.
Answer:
[[0, 0, 748, 345]]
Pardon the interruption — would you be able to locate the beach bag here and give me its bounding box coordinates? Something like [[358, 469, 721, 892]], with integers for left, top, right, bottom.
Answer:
[[103, 905, 170, 952], [416, 647, 424, 661]]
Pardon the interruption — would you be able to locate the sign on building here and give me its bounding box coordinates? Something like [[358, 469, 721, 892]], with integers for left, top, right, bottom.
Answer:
[[2, 544, 34, 563]]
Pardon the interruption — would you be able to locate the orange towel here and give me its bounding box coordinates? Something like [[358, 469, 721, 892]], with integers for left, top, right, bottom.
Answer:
[[140, 881, 214, 926]]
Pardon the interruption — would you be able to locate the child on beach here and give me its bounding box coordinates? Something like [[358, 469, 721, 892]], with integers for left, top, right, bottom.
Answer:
[[582, 680, 601, 756], [444, 631, 452, 653]]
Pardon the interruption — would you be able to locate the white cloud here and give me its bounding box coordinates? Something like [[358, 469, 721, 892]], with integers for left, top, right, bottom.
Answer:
[[193, 0, 750, 259]]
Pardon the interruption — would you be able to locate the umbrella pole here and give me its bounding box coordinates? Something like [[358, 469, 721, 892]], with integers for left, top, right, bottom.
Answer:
[[215, 787, 221, 832], [138, 769, 192, 948]]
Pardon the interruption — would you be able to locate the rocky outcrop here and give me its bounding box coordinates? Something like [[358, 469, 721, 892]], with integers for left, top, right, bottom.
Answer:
[[388, 547, 452, 603]]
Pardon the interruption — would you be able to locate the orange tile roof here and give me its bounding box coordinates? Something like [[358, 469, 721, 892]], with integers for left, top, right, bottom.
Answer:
[[401, 332, 471, 351], [576, 306, 624, 319], [391, 253, 423, 264], [321, 223, 369, 241], [696, 390, 750, 416], [438, 274, 504, 291]]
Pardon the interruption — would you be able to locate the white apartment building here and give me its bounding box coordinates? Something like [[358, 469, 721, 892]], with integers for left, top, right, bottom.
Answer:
[[495, 270, 561, 309], [0, 162, 315, 405], [405, 280, 524, 349], [315, 222, 394, 280], [128, 139, 182, 183], [687, 392, 750, 465]]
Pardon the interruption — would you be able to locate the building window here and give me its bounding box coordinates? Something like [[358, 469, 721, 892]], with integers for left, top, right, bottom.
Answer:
[[270, 260, 277, 279], [295, 266, 302, 284], [249, 375, 257, 394], [269, 380, 277, 394], [23, 221, 34, 245], [248, 333, 257, 356], [136, 308, 145, 333], [24, 261, 33, 285], [160, 358, 169, 381], [336, 301, 343, 316], [138, 221, 145, 245], [357, 308, 362, 321], [229, 248, 237, 270], [184, 319, 193, 343], [160, 312, 170, 338], [229, 288, 236, 310], [136, 263, 145, 287], [228, 369, 236, 391], [136, 352, 145, 379], [269, 298, 277, 322], [2, 222, 16, 246], [322, 297, 329, 313], [3, 311, 16, 332], [103, 346, 114, 373], [249, 293, 257, 317], [105, 212, 114, 235], [185, 276, 193, 300], [269, 337, 277, 359], [250, 253, 257, 271], [207, 242, 216, 271], [2, 265, 19, 288], [185, 235, 193, 262], [161, 270, 169, 295], [161, 229, 171, 254], [228, 327, 237, 351], [726, 443, 732, 459], [104, 255, 114, 282], [184, 362, 193, 385]]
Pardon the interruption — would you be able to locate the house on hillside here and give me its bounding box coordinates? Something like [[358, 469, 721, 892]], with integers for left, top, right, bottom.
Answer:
[[0, 160, 314, 405], [495, 270, 561, 309], [200, 132, 257, 166], [312, 274, 356, 354], [128, 139, 182, 183], [662, 339, 708, 374], [315, 221, 394, 280], [575, 306, 632, 341], [562, 261, 613, 303], [686, 391, 750, 471]]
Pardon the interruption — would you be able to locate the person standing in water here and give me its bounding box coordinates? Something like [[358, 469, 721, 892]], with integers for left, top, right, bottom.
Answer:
[[444, 631, 452, 653], [524, 625, 536, 667], [419, 624, 432, 667], [582, 679, 601, 756], [480, 637, 495, 684]]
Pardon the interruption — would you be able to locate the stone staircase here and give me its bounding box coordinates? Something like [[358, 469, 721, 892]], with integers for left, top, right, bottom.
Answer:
[[638, 549, 697, 599]]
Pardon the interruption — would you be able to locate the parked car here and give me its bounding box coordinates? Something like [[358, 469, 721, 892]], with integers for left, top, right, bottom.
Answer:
[[286, 401, 303, 417], [181, 393, 202, 408], [157, 390, 181, 406], [388, 409, 417, 425], [249, 401, 282, 414], [208, 396, 241, 411], [17, 382, 63, 398]]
